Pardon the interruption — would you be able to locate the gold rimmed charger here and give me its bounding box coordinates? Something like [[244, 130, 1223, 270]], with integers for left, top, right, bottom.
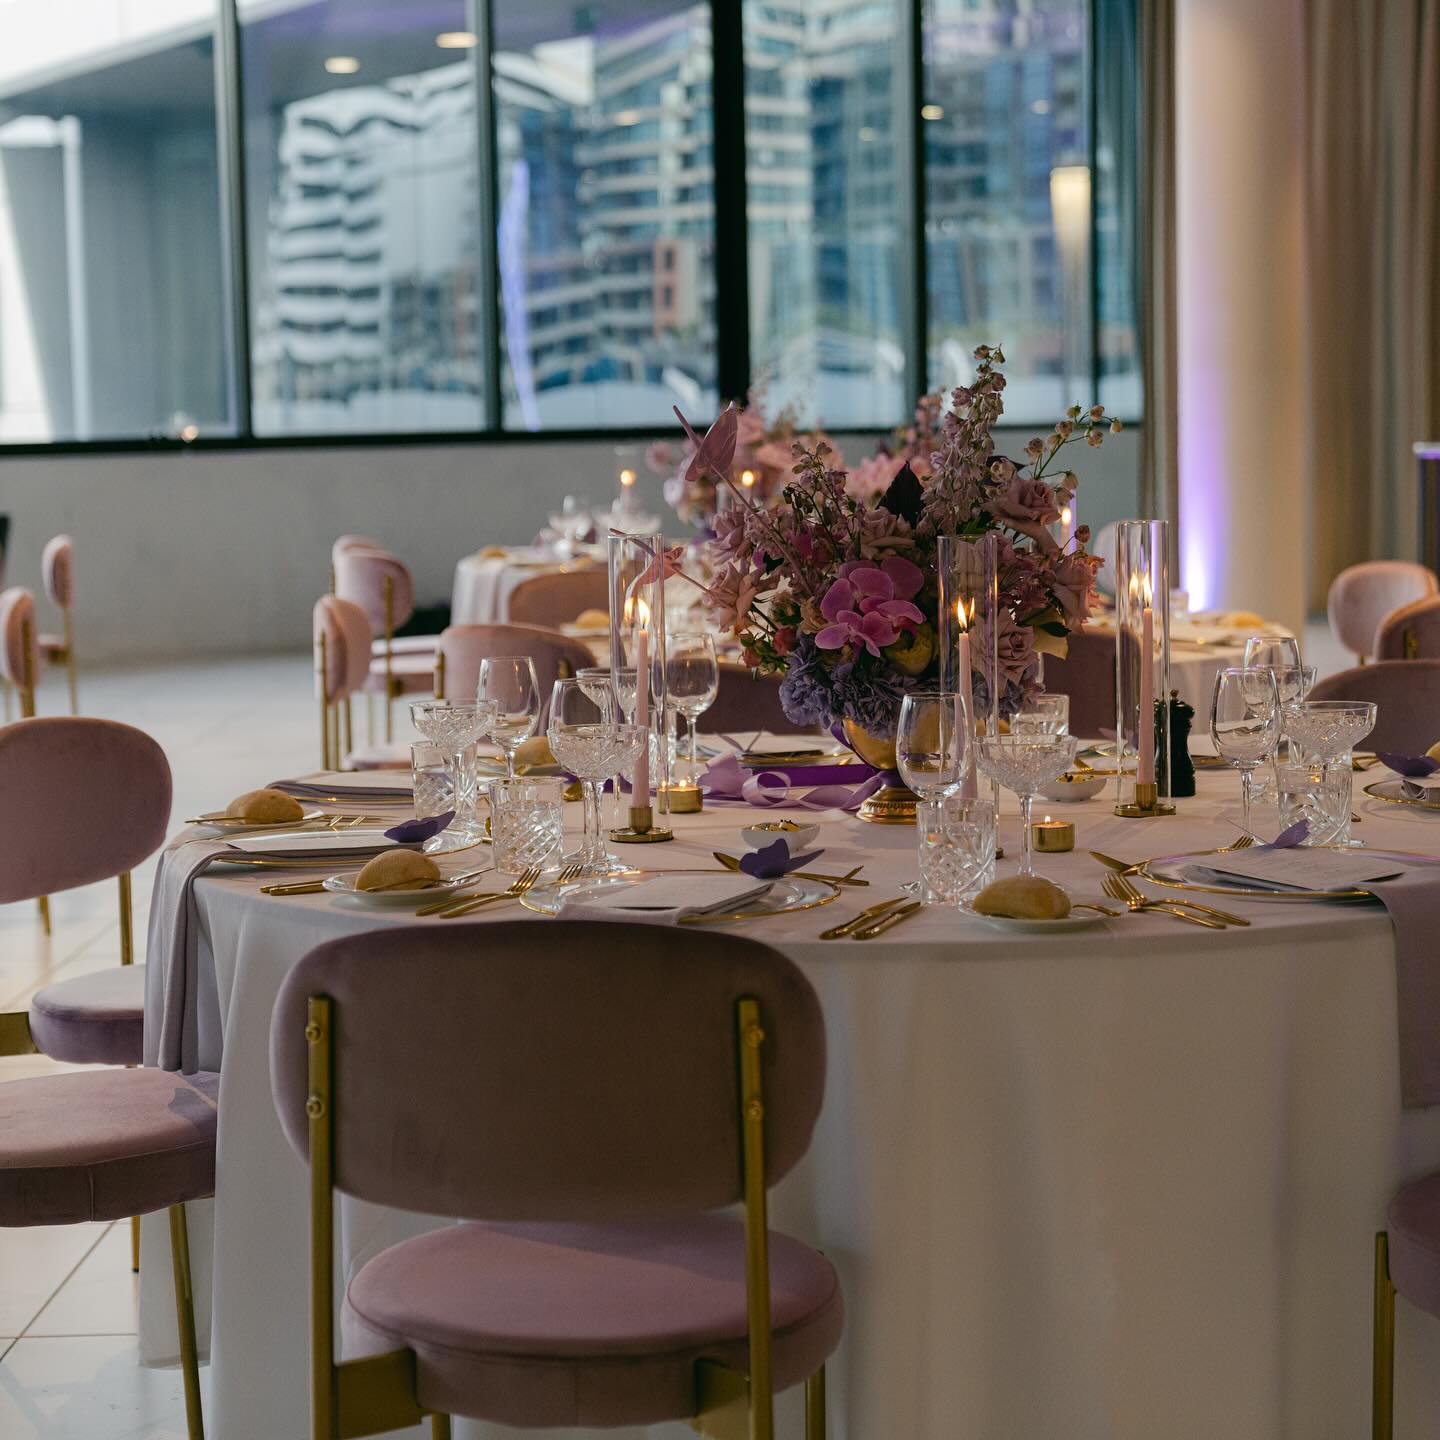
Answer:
[[1362, 779, 1440, 812], [518, 874, 840, 925], [1137, 846, 1379, 903]]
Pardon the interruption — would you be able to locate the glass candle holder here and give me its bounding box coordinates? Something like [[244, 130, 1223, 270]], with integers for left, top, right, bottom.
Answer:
[[937, 532, 999, 810], [1113, 519, 1175, 816], [607, 528, 673, 840]]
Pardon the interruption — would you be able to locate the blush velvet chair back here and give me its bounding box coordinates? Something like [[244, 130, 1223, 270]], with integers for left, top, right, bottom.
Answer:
[[0, 585, 39, 720], [506, 568, 610, 629], [1091, 522, 1120, 597], [312, 595, 400, 770], [1307, 661, 1440, 754], [270, 922, 841, 1439], [699, 663, 808, 737], [38, 534, 78, 713], [1036, 630, 1115, 739], [435, 623, 595, 710], [1375, 595, 1440, 660], [1326, 561, 1439, 664]]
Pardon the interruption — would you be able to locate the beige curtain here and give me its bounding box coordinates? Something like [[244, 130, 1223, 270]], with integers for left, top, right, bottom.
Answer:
[[1138, 0, 1178, 533], [1304, 0, 1440, 609]]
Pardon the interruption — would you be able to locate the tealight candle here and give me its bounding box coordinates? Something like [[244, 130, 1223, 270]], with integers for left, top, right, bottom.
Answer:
[[1031, 816, 1075, 852]]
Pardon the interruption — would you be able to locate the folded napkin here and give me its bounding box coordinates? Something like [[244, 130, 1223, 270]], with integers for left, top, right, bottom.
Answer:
[[269, 771, 413, 802], [1372, 868, 1440, 1106], [559, 874, 773, 927], [145, 839, 231, 1072]]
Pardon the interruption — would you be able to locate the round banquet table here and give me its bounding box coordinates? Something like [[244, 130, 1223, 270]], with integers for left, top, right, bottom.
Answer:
[[138, 770, 1440, 1440], [451, 547, 604, 625]]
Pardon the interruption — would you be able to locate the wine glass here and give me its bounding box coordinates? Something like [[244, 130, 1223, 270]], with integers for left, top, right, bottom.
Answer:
[[1010, 693, 1070, 737], [1242, 635, 1302, 673], [1209, 667, 1282, 837], [547, 678, 643, 876], [477, 656, 540, 778], [409, 700, 496, 838], [898, 691, 972, 898], [546, 495, 591, 558], [976, 731, 1077, 877], [666, 634, 719, 780]]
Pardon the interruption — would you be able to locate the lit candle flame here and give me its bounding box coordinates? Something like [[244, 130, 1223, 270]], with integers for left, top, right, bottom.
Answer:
[[740, 469, 756, 490], [955, 597, 976, 631], [1060, 503, 1072, 528], [619, 468, 636, 488]]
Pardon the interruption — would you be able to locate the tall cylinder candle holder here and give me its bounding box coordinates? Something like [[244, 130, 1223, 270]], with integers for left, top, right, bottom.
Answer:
[[1113, 518, 1175, 817], [607, 529, 674, 843]]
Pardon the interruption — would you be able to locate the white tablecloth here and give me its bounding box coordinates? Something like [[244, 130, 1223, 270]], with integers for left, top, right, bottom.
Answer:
[[140, 772, 1440, 1440], [450, 548, 603, 626]]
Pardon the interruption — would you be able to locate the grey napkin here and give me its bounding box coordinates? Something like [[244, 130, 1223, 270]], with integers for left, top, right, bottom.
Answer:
[[1370, 869, 1440, 1107]]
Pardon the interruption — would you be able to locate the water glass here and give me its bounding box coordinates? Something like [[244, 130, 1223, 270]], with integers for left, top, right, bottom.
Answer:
[[488, 778, 565, 876], [411, 742, 453, 819], [1210, 667, 1282, 837], [897, 690, 970, 799], [667, 634, 720, 780], [1010, 694, 1070, 737], [1275, 762, 1353, 846], [916, 796, 997, 906]]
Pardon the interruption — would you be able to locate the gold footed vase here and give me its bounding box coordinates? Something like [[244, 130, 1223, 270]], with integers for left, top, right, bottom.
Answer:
[[842, 721, 918, 825]]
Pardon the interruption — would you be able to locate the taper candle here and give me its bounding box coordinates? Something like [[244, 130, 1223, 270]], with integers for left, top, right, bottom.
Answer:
[[1137, 574, 1155, 786], [634, 607, 651, 800], [956, 599, 977, 801]]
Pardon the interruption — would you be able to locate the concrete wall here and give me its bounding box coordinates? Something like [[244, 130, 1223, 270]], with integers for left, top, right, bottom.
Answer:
[[0, 426, 1141, 662]]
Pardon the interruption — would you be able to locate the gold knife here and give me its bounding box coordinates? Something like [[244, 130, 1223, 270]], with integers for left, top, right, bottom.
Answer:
[[853, 900, 925, 939], [819, 897, 906, 940]]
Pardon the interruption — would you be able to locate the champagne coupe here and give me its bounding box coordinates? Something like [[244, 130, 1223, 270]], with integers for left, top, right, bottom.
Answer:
[[897, 691, 972, 898], [547, 678, 643, 876], [666, 634, 719, 780], [1209, 667, 1282, 837], [409, 701, 495, 837], [976, 731, 1077, 877], [1284, 699, 1376, 846], [477, 656, 540, 778]]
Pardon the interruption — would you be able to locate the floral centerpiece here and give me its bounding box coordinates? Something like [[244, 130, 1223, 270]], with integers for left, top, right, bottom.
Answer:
[[678, 345, 1118, 741], [649, 384, 841, 530]]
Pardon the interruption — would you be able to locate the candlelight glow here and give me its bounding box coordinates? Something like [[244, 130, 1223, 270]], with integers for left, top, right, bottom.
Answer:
[[955, 597, 976, 632], [619, 468, 636, 488], [740, 469, 756, 490], [1059, 503, 1072, 530]]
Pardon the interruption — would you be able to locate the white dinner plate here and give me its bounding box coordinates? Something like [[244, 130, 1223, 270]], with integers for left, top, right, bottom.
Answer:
[[193, 808, 325, 833], [224, 830, 397, 860], [520, 874, 837, 922], [976, 910, 1110, 934], [322, 873, 481, 907]]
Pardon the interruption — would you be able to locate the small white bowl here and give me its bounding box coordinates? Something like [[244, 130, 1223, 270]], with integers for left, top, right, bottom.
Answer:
[[1038, 773, 1107, 803], [741, 820, 820, 852]]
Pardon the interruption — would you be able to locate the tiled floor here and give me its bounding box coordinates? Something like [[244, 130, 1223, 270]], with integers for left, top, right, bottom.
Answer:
[[0, 622, 1348, 1436]]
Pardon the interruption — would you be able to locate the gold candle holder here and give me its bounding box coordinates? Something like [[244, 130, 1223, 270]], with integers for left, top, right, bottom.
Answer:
[[658, 781, 703, 814], [1114, 780, 1177, 818], [1031, 818, 1075, 852], [611, 803, 674, 844]]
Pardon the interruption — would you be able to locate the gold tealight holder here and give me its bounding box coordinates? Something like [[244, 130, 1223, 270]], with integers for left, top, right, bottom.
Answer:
[[658, 781, 703, 814], [611, 803, 674, 844], [1031, 818, 1075, 852], [1114, 781, 1176, 819]]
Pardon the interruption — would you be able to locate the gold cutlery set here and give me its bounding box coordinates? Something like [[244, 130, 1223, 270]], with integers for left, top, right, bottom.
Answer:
[[820, 897, 925, 940], [1090, 846, 1254, 929]]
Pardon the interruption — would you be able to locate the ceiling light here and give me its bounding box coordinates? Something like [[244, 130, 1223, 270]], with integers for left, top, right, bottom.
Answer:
[[436, 31, 478, 49], [612, 109, 641, 126], [324, 56, 360, 74], [921, 103, 944, 121]]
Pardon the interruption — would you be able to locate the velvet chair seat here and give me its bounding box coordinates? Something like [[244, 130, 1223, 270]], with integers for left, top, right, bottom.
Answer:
[[342, 1215, 843, 1429], [364, 651, 436, 697], [37, 632, 67, 657], [0, 1069, 219, 1226], [1388, 1172, 1440, 1318], [372, 635, 440, 657], [28, 965, 146, 1064]]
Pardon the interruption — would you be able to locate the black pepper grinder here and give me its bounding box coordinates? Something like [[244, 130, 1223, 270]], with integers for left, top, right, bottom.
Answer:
[[1163, 688, 1196, 798]]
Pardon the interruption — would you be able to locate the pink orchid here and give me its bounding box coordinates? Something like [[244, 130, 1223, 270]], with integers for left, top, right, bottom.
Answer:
[[814, 560, 925, 658], [674, 402, 739, 485]]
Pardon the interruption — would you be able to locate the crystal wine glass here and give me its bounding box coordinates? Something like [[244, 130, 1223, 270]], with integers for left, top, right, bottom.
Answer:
[[547, 678, 643, 876], [546, 495, 590, 558], [1242, 634, 1302, 673], [976, 731, 1077, 877], [409, 700, 496, 836], [1209, 667, 1282, 837], [666, 634, 719, 781], [477, 656, 540, 778]]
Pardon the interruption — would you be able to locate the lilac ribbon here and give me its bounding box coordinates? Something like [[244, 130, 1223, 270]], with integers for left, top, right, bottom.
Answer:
[[698, 752, 890, 813], [737, 838, 824, 878], [384, 811, 454, 843], [1253, 819, 1309, 850]]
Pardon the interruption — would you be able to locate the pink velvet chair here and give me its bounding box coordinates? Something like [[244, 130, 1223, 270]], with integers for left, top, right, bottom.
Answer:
[[1040, 630, 1116, 738], [698, 662, 812, 737], [270, 921, 841, 1439], [1306, 661, 1440, 754], [435, 624, 596, 710], [506, 568, 610, 629], [0, 585, 39, 721], [1371, 1172, 1440, 1437], [37, 534, 78, 713], [332, 547, 438, 741], [1327, 561, 1439, 664], [330, 537, 432, 656], [0, 1066, 216, 1437], [313, 595, 411, 771], [1375, 595, 1440, 660]]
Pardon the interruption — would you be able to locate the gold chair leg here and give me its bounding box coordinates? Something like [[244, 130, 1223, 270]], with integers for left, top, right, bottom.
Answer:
[[37, 895, 50, 936], [1375, 1231, 1395, 1440], [804, 1367, 826, 1440], [342, 697, 353, 765], [131, 1214, 141, 1274], [429, 1416, 452, 1439], [168, 1203, 205, 1440]]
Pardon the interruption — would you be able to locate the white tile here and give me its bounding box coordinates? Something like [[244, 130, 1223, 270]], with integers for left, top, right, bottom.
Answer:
[[29, 1225, 137, 1338], [0, 1226, 108, 1338], [0, 1335, 196, 1439]]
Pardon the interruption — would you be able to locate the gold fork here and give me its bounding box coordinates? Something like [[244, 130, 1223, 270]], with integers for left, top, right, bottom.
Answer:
[[1106, 870, 1250, 926], [421, 865, 543, 917], [437, 863, 586, 919], [1101, 872, 1225, 928]]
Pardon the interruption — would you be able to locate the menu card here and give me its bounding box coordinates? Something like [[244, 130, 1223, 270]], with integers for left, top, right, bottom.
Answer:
[[1190, 848, 1406, 891]]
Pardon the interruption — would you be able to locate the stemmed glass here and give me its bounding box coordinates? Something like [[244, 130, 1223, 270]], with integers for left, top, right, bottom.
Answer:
[[897, 691, 972, 898], [409, 700, 496, 838], [477, 656, 540, 777], [547, 678, 643, 876], [1010, 693, 1070, 737], [666, 634, 719, 781], [1283, 699, 1376, 846], [976, 731, 1077, 877], [1209, 667, 1282, 837], [547, 496, 591, 558], [1242, 635, 1302, 673]]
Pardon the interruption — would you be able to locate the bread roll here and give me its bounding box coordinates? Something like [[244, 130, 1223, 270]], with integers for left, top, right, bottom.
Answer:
[[972, 875, 1071, 920], [355, 850, 442, 891], [574, 608, 610, 629], [514, 736, 556, 772], [1426, 741, 1440, 762], [225, 788, 304, 823]]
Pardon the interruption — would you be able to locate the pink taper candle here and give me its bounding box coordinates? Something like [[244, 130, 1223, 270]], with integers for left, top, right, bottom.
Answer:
[[956, 602, 977, 800], [633, 616, 651, 800], [1136, 575, 1155, 786]]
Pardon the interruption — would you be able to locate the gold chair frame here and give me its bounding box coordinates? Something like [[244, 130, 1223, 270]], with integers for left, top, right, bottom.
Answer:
[[1374, 1231, 1396, 1438], [301, 992, 828, 1440]]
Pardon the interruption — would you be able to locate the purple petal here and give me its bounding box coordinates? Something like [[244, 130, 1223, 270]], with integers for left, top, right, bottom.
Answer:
[[819, 579, 856, 622], [879, 554, 925, 600], [1379, 751, 1440, 778], [1268, 819, 1310, 848], [870, 599, 925, 625], [385, 811, 454, 843], [814, 623, 851, 651], [739, 838, 825, 878], [848, 567, 894, 599], [677, 402, 739, 483]]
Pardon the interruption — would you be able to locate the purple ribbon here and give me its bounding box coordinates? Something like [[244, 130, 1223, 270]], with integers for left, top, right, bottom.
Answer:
[[698, 752, 890, 813], [738, 837, 825, 878], [1379, 752, 1440, 778]]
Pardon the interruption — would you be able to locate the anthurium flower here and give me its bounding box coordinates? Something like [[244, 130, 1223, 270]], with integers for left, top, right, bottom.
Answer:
[[674, 402, 739, 484]]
